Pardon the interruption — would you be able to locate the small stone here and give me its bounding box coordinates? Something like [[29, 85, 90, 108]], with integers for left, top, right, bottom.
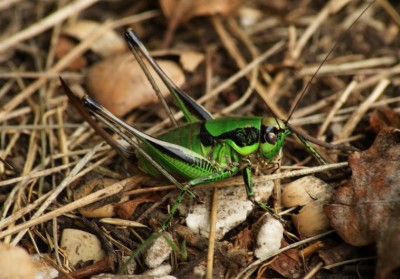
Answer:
[[143, 263, 173, 276], [254, 215, 284, 259], [143, 232, 173, 269], [60, 228, 105, 266], [185, 180, 274, 240]]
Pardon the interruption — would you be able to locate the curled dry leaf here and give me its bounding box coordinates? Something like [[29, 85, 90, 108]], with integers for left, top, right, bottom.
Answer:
[[114, 196, 157, 220], [86, 53, 185, 117], [282, 176, 334, 237], [324, 128, 400, 278]]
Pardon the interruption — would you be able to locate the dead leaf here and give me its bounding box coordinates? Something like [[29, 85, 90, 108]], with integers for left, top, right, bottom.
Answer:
[[263, 240, 303, 279], [55, 36, 87, 70], [73, 178, 124, 218], [85, 53, 185, 117], [61, 20, 127, 58], [324, 128, 400, 278], [159, 0, 243, 48], [114, 196, 156, 220], [159, 0, 242, 22], [179, 50, 205, 72], [55, 20, 127, 71], [318, 243, 360, 266], [236, 227, 252, 250], [369, 107, 400, 133]]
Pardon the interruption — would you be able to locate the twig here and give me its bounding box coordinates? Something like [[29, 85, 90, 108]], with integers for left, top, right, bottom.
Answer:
[[317, 80, 358, 138], [206, 188, 218, 279], [336, 78, 390, 140], [0, 0, 100, 53]]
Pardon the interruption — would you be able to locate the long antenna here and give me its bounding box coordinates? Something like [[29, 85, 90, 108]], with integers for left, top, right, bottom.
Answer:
[[285, 0, 375, 123]]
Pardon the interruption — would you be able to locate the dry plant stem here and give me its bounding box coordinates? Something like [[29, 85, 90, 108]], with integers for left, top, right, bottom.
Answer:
[[206, 188, 218, 279], [0, 192, 51, 230], [300, 241, 325, 258], [9, 143, 103, 245], [0, 0, 100, 53], [0, 71, 82, 79], [0, 0, 24, 10], [298, 56, 396, 76], [336, 78, 390, 140], [317, 80, 358, 138], [0, 160, 80, 187], [323, 256, 376, 270], [145, 40, 285, 135], [303, 262, 324, 279], [0, 80, 14, 100], [378, 0, 400, 26], [218, 67, 258, 116], [292, 96, 400, 127], [235, 230, 336, 279], [0, 164, 143, 242], [291, 0, 350, 60], [211, 16, 286, 119], [0, 21, 112, 121], [5, 115, 39, 243], [57, 106, 69, 168], [0, 11, 159, 122], [293, 64, 400, 119]]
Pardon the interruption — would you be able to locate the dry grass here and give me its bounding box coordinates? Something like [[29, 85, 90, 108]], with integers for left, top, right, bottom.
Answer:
[[0, 0, 399, 278]]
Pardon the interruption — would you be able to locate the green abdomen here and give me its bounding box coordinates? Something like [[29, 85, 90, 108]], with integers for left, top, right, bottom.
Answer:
[[137, 122, 213, 179]]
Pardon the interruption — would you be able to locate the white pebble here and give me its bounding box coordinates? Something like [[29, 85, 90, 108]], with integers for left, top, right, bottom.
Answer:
[[254, 215, 284, 259], [185, 180, 273, 240], [143, 263, 173, 277], [143, 232, 173, 268]]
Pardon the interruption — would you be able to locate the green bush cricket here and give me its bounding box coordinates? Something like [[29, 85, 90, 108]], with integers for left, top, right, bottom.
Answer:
[[59, 2, 376, 272]]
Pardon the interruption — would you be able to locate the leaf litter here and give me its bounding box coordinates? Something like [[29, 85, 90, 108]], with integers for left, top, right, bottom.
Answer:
[[0, 0, 400, 278]]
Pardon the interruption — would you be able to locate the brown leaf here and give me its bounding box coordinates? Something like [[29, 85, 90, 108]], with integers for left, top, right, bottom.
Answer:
[[61, 20, 127, 58], [236, 227, 252, 250], [324, 128, 400, 278], [268, 245, 303, 279], [159, 0, 243, 48], [114, 196, 156, 220], [85, 53, 185, 117], [159, 0, 242, 22], [179, 50, 205, 72], [369, 107, 400, 133], [55, 36, 87, 70], [73, 178, 123, 218], [318, 243, 359, 266]]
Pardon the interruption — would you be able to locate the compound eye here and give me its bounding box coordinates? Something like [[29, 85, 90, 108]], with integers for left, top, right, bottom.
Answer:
[[265, 132, 278, 144]]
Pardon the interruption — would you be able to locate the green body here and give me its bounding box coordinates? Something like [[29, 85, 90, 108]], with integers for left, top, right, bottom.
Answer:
[[136, 116, 288, 196], [81, 29, 324, 201]]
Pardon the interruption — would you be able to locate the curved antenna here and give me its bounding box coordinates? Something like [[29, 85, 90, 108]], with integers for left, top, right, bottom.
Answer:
[[286, 0, 375, 123]]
